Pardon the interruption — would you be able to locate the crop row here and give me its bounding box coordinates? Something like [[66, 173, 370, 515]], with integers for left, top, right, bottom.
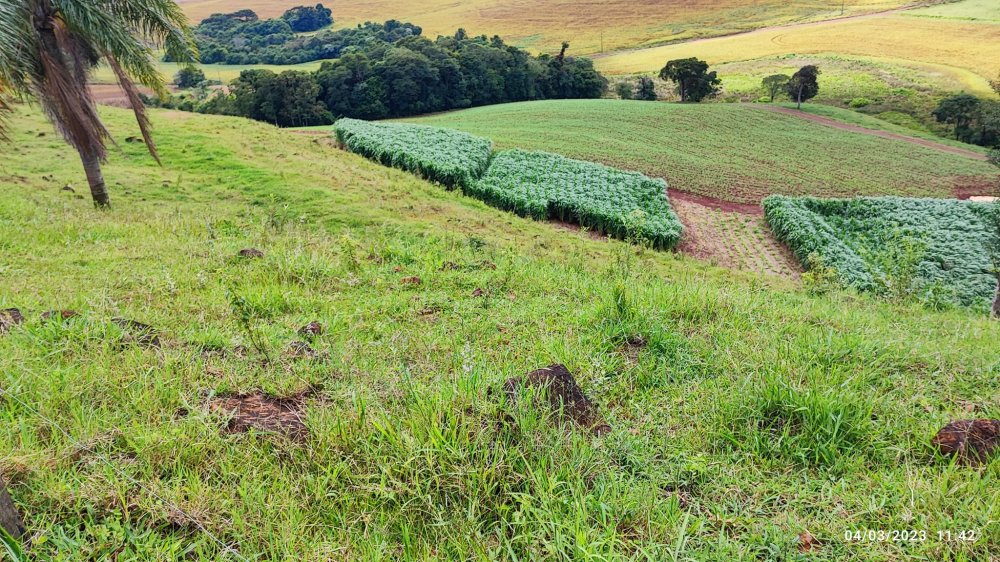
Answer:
[[334, 118, 493, 188], [470, 149, 683, 249], [335, 120, 682, 249], [764, 195, 998, 310]]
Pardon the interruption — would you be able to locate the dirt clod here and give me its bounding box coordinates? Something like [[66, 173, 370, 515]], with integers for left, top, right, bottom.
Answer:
[[208, 391, 309, 440], [238, 248, 264, 259], [472, 288, 485, 297], [298, 321, 323, 338], [503, 364, 611, 435], [112, 318, 161, 348], [41, 310, 80, 322], [0, 309, 26, 333], [798, 530, 819, 553], [931, 419, 1000, 466], [401, 276, 422, 286]]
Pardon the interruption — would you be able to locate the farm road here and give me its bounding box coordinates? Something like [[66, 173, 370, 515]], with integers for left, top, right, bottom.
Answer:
[[761, 105, 988, 161]]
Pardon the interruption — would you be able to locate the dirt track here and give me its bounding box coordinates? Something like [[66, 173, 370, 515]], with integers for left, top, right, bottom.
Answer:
[[761, 105, 988, 161]]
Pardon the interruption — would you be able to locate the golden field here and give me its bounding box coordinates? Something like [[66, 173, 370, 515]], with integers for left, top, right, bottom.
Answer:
[[176, 0, 913, 54], [594, 13, 1000, 95]]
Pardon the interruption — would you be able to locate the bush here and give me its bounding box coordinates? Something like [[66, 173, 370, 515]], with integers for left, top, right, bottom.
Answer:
[[468, 149, 683, 249], [334, 119, 493, 188], [764, 195, 998, 311], [848, 97, 871, 108]]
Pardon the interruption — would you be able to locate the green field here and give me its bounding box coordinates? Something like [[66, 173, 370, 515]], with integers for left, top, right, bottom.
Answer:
[[400, 100, 999, 204], [90, 59, 333, 85], [710, 54, 991, 136], [3, 103, 999, 560]]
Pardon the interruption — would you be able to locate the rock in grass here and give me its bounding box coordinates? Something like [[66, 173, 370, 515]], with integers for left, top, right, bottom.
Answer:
[[298, 321, 323, 338], [503, 364, 611, 435], [238, 248, 265, 259], [208, 391, 309, 441], [41, 310, 80, 322], [112, 318, 161, 349], [0, 308, 25, 333], [931, 419, 1000, 466]]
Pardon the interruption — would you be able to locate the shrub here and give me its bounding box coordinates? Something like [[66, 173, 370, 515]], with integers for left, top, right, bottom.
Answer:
[[764, 195, 998, 311], [334, 119, 493, 188], [848, 97, 871, 108], [468, 149, 683, 249]]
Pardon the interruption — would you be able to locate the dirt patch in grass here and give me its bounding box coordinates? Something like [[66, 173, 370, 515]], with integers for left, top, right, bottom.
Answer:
[[208, 390, 312, 441], [112, 318, 161, 349], [931, 419, 1000, 467], [41, 310, 80, 322], [504, 364, 611, 435], [953, 181, 1000, 201], [0, 308, 25, 333], [238, 248, 265, 259]]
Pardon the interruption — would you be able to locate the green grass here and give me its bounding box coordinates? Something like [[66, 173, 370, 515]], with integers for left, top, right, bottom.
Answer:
[[402, 99, 1000, 204], [711, 54, 997, 139], [908, 0, 1000, 21], [1, 105, 999, 560]]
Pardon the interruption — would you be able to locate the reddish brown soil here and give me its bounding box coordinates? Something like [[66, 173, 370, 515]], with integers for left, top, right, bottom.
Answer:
[[761, 105, 988, 161], [931, 419, 1000, 466], [208, 391, 311, 440], [504, 364, 610, 435]]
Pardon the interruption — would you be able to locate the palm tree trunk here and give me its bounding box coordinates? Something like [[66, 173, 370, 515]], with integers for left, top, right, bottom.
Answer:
[[79, 150, 110, 207], [0, 476, 24, 540]]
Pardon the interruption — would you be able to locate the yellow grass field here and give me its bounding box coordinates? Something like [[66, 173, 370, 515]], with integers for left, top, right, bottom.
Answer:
[[176, 0, 913, 54], [595, 13, 1000, 95]]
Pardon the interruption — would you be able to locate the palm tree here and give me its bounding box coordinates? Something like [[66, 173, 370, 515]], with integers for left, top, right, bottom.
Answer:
[[0, 0, 197, 207]]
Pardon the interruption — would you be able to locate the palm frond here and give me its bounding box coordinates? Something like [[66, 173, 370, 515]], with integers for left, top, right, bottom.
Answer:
[[107, 55, 159, 164]]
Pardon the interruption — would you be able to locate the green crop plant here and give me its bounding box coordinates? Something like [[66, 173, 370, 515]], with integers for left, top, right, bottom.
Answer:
[[764, 195, 999, 311], [334, 118, 493, 188], [468, 149, 683, 250]]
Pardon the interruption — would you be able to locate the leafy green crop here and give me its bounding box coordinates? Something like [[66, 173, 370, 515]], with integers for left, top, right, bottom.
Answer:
[[764, 195, 998, 311], [469, 149, 683, 249], [334, 119, 493, 188]]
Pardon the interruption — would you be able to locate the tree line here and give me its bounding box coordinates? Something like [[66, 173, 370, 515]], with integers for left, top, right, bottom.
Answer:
[[183, 31, 607, 127]]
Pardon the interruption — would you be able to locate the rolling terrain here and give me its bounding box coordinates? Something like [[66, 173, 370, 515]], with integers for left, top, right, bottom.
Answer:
[[595, 7, 1000, 95], [400, 99, 998, 275], [402, 100, 999, 205], [176, 0, 916, 55], [2, 102, 998, 560]]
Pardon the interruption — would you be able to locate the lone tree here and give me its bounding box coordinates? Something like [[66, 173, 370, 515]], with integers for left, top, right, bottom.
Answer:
[[786, 65, 820, 109], [659, 57, 720, 102], [762, 74, 790, 103], [0, 0, 197, 208]]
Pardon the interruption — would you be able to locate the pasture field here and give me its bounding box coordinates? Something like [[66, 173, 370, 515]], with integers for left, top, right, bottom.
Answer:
[[764, 196, 998, 311], [402, 100, 1000, 205], [594, 13, 1000, 96], [713, 55, 989, 134], [2, 103, 999, 561], [908, 0, 1000, 20], [176, 0, 913, 55]]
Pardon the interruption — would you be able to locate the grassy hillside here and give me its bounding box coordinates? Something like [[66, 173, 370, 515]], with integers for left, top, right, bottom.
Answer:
[[594, 13, 1000, 97], [176, 0, 913, 55], [2, 105, 999, 560], [400, 100, 999, 204]]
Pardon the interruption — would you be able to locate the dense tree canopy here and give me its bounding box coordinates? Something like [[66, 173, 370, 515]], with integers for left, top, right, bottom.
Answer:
[[198, 30, 608, 125], [659, 58, 720, 102], [786, 65, 820, 109], [282, 4, 333, 32], [932, 94, 1000, 147]]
